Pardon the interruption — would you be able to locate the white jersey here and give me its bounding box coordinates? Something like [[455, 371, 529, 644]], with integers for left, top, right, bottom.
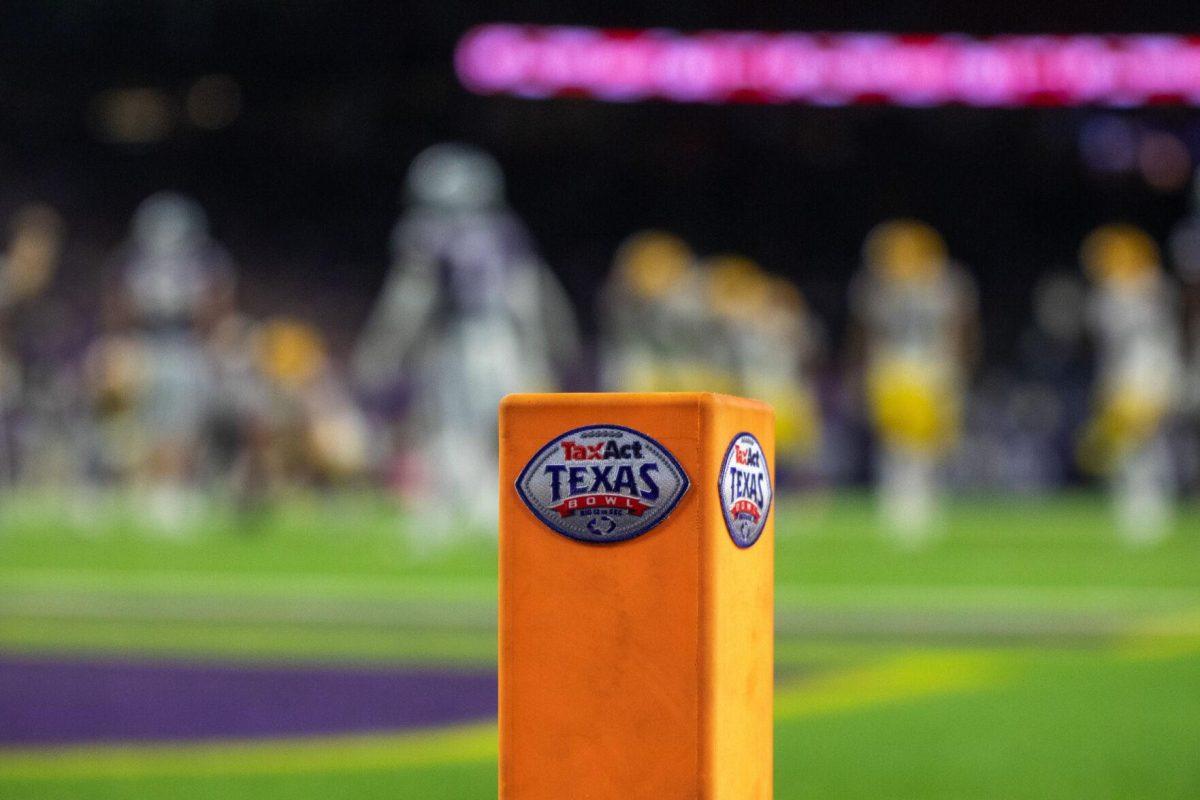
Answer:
[[851, 264, 977, 374], [599, 268, 716, 392], [355, 207, 577, 394], [121, 243, 232, 327], [1087, 275, 1184, 407]]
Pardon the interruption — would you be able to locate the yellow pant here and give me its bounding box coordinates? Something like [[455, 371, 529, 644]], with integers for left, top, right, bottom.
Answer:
[[867, 360, 961, 454]]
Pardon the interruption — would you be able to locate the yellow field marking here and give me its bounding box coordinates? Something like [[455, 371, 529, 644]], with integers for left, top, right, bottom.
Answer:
[[775, 650, 1009, 720], [1114, 610, 1200, 662], [0, 568, 498, 602], [0, 650, 1013, 781]]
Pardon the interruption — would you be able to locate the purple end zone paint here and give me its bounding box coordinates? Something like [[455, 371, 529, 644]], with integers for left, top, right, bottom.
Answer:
[[0, 655, 496, 746]]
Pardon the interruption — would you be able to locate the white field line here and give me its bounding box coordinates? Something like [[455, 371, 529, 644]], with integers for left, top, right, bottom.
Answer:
[[0, 595, 495, 630], [3, 571, 1200, 639], [0, 596, 1163, 638], [0, 569, 498, 601], [3, 568, 1200, 612]]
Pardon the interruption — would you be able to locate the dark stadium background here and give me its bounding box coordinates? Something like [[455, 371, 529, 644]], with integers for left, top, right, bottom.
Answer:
[[4, 1, 1200, 359]]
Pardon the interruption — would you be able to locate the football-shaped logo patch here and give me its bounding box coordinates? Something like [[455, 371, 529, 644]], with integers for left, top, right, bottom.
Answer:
[[515, 424, 690, 543], [719, 432, 772, 548]]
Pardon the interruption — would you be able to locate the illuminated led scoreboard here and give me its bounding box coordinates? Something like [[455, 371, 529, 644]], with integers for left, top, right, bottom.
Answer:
[[456, 25, 1200, 107]]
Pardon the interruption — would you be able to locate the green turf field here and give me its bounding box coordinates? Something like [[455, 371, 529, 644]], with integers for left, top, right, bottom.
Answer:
[[1, 491, 1198, 799]]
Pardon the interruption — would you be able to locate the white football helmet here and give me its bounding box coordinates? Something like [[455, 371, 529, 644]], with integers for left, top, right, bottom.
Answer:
[[405, 143, 504, 211], [132, 192, 209, 254]]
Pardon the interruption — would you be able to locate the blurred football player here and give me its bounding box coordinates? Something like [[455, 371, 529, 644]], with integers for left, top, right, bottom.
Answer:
[[701, 254, 769, 395], [744, 276, 824, 478], [84, 331, 148, 482], [1078, 225, 1183, 542], [600, 231, 704, 391], [353, 143, 580, 540], [0, 205, 64, 309], [204, 307, 272, 512], [849, 219, 979, 542], [704, 257, 822, 475], [109, 192, 233, 531], [0, 204, 71, 487], [260, 318, 368, 488]]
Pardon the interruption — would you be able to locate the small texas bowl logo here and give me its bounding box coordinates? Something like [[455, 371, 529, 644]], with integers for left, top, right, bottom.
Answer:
[[515, 424, 690, 544], [719, 432, 772, 548]]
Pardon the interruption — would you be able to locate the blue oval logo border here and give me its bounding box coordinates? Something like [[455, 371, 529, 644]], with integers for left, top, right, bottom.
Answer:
[[717, 431, 772, 549], [514, 423, 691, 544]]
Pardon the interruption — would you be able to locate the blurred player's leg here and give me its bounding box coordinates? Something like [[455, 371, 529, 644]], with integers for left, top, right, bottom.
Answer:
[[140, 332, 212, 534], [1114, 437, 1174, 543], [877, 446, 937, 543], [1079, 225, 1183, 543]]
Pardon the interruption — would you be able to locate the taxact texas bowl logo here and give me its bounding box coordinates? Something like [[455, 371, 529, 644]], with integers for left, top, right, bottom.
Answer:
[[516, 424, 690, 543], [719, 432, 772, 548]]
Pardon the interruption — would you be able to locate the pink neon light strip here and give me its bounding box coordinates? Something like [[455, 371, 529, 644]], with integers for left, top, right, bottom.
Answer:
[[455, 25, 1200, 107]]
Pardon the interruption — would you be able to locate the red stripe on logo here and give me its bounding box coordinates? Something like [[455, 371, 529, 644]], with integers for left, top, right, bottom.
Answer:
[[729, 499, 761, 521], [552, 494, 650, 517]]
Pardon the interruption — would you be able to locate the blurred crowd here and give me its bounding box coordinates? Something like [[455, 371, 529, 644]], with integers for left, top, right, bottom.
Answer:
[[0, 143, 1198, 541]]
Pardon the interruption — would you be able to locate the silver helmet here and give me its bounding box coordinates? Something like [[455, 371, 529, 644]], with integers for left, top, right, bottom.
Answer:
[[405, 143, 504, 211], [132, 191, 209, 253]]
